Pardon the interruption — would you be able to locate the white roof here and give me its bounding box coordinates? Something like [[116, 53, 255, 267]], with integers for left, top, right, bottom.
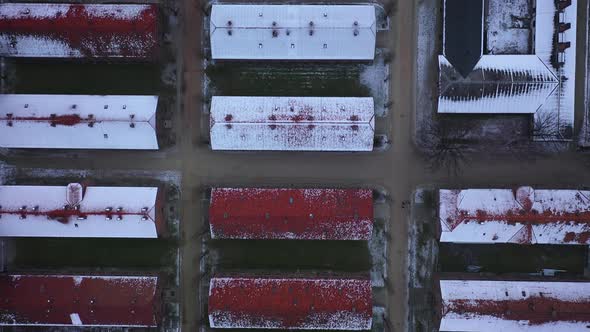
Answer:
[[0, 95, 158, 150], [438, 0, 577, 139], [439, 187, 590, 245], [438, 55, 559, 114], [0, 183, 160, 238], [440, 279, 590, 332], [210, 96, 375, 151], [210, 5, 376, 60]]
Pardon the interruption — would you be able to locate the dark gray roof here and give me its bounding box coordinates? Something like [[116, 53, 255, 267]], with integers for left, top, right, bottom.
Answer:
[[443, 0, 484, 77]]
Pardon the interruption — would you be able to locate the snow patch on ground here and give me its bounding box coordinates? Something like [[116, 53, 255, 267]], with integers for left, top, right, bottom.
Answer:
[[361, 48, 390, 116]]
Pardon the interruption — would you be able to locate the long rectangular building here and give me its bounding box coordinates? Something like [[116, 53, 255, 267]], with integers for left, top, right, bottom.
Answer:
[[439, 279, 590, 332], [209, 188, 373, 240], [0, 94, 159, 150], [0, 183, 164, 238], [208, 276, 372, 330], [439, 187, 590, 245], [0, 4, 159, 60], [210, 96, 375, 151], [0, 274, 161, 327], [210, 5, 376, 60]]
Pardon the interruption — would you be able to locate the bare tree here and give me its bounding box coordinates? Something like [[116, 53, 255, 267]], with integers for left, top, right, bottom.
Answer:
[[418, 120, 473, 174]]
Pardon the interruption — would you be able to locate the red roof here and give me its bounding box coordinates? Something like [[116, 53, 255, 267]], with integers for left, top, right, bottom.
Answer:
[[0, 4, 159, 60], [209, 188, 374, 240], [208, 276, 373, 330], [0, 274, 161, 327], [439, 279, 590, 331]]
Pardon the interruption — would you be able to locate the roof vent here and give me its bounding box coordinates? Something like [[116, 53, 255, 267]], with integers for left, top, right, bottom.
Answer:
[[66, 183, 84, 206]]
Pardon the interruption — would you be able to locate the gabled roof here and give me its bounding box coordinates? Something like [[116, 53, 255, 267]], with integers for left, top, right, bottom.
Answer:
[[439, 187, 590, 245], [210, 96, 375, 151], [209, 188, 373, 240], [209, 5, 376, 60], [208, 276, 372, 330], [0, 274, 160, 327], [0, 94, 158, 150], [440, 279, 590, 332], [0, 183, 162, 238], [0, 4, 158, 60], [438, 55, 559, 114], [438, 0, 577, 140]]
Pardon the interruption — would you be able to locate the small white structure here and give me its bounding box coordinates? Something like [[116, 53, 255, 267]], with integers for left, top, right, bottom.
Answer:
[[440, 279, 590, 332], [210, 96, 375, 151], [0, 95, 159, 150], [439, 187, 590, 245], [0, 183, 162, 238], [209, 5, 376, 60]]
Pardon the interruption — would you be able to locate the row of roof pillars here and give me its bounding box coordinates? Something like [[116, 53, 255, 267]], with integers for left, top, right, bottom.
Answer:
[[0, 204, 151, 221], [225, 19, 361, 27], [233, 11, 346, 19], [0, 205, 150, 212], [223, 113, 362, 121], [223, 19, 362, 38], [3, 113, 140, 128], [226, 28, 361, 37], [7, 103, 128, 110]]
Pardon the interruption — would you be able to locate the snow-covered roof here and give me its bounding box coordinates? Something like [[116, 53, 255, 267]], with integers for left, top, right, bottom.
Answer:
[[0, 274, 160, 327], [439, 279, 590, 332], [0, 4, 159, 59], [210, 96, 375, 151], [438, 55, 559, 114], [209, 188, 373, 240], [0, 183, 162, 238], [439, 0, 577, 140], [439, 187, 590, 245], [208, 276, 372, 330], [0, 94, 159, 150], [209, 5, 376, 60]]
